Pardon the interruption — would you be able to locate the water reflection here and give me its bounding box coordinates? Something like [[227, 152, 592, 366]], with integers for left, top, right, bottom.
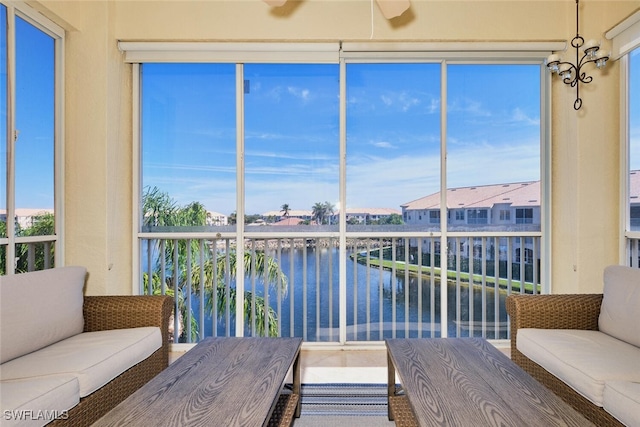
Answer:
[[194, 247, 508, 342]]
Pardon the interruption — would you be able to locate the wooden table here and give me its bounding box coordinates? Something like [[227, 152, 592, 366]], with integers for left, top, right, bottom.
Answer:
[[94, 337, 302, 427], [386, 338, 593, 427]]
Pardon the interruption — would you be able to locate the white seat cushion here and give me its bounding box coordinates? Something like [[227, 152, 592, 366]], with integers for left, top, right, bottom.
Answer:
[[0, 327, 161, 397], [599, 265, 640, 348], [603, 381, 640, 427], [0, 375, 79, 427], [517, 329, 640, 406]]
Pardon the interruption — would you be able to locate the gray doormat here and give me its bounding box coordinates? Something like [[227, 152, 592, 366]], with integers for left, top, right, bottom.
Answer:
[[300, 383, 389, 417]]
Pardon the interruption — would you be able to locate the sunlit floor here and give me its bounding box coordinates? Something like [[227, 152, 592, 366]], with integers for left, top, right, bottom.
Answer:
[[299, 348, 388, 383], [169, 342, 511, 384]]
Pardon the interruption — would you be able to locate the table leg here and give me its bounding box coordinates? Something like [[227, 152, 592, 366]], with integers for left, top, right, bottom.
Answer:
[[293, 351, 301, 418], [387, 350, 395, 421]]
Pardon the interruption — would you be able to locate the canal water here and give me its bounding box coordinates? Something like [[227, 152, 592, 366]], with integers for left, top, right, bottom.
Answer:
[[188, 246, 508, 342]]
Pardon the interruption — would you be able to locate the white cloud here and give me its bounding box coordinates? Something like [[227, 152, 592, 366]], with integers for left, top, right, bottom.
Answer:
[[287, 86, 310, 102], [380, 91, 420, 112], [427, 98, 440, 114], [371, 141, 397, 149], [448, 97, 492, 117], [511, 108, 540, 126]]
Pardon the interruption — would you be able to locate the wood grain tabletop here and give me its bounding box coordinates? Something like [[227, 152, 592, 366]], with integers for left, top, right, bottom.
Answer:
[[386, 338, 593, 427], [94, 337, 302, 427]]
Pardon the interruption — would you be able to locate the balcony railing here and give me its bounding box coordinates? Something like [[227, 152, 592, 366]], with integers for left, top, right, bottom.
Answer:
[[0, 236, 56, 275], [139, 233, 541, 344], [627, 236, 640, 268]]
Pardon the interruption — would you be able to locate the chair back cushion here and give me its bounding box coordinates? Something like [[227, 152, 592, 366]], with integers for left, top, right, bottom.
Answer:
[[0, 266, 86, 363], [598, 265, 640, 347]]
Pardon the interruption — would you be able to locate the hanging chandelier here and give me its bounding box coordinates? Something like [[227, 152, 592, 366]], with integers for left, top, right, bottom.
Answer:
[[545, 0, 609, 110]]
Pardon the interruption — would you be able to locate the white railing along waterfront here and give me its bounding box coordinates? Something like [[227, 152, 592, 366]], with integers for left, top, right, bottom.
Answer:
[[139, 234, 542, 344], [627, 236, 640, 268]]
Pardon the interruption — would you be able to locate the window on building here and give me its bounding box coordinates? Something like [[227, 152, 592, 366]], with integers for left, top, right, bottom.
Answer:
[[429, 211, 440, 223], [467, 209, 488, 224], [455, 210, 464, 221], [516, 208, 533, 224], [499, 210, 511, 221], [0, 5, 62, 274]]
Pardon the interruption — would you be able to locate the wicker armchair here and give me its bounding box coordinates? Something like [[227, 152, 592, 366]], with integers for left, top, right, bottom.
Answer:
[[49, 295, 173, 427], [505, 294, 624, 426]]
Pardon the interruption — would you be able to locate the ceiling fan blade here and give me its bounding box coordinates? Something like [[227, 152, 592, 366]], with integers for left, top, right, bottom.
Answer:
[[263, 0, 288, 6], [376, 0, 410, 19]]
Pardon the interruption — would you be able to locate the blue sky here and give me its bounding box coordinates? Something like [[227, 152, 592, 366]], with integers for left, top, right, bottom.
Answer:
[[142, 62, 542, 216], [1, 13, 55, 210]]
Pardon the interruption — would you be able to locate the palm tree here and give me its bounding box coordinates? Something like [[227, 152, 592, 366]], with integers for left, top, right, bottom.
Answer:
[[228, 211, 237, 225], [312, 201, 335, 225], [142, 186, 178, 227], [143, 271, 196, 342], [141, 186, 286, 340], [179, 201, 208, 226], [280, 203, 290, 219], [312, 202, 326, 225], [323, 201, 335, 225], [189, 250, 286, 337]]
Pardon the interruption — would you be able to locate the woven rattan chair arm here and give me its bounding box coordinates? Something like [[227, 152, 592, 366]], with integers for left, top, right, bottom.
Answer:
[[505, 294, 603, 331], [83, 295, 173, 338]]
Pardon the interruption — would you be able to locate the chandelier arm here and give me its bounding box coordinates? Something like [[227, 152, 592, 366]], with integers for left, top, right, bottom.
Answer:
[[563, 75, 577, 86], [578, 73, 593, 84], [576, 55, 599, 84], [546, 0, 604, 111], [578, 56, 600, 69], [578, 53, 598, 68], [556, 61, 578, 86]]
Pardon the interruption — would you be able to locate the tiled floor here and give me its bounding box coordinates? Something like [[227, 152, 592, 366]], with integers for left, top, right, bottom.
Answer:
[[169, 343, 511, 384], [299, 349, 388, 383]]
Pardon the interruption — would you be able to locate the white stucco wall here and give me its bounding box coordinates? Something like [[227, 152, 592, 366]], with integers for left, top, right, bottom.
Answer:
[[31, 0, 640, 295]]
